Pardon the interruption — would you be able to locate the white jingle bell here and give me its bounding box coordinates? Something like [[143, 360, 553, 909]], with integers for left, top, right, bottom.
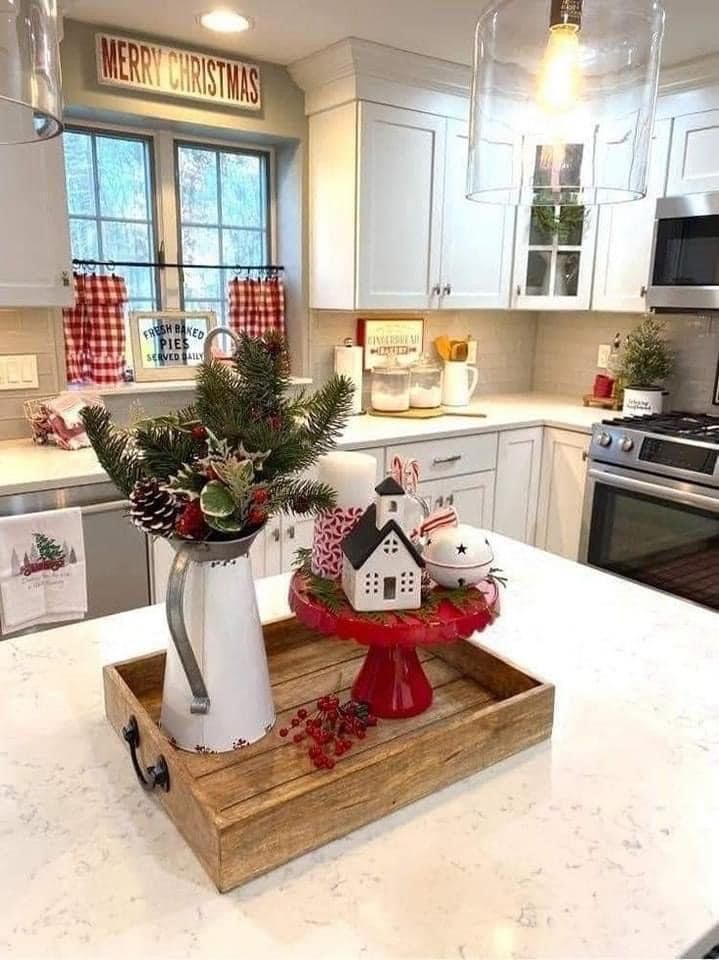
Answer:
[[423, 523, 494, 589]]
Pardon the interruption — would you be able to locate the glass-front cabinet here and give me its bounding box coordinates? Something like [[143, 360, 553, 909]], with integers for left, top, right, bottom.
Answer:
[[512, 142, 597, 310]]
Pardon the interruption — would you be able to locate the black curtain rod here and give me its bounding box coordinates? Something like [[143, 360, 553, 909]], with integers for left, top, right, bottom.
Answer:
[[71, 258, 284, 272]]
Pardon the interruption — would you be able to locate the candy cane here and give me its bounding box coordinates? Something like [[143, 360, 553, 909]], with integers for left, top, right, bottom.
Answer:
[[390, 455, 404, 486], [404, 458, 420, 495]]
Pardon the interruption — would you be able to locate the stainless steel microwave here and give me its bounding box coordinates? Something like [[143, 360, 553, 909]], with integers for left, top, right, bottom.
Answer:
[[647, 193, 719, 312]]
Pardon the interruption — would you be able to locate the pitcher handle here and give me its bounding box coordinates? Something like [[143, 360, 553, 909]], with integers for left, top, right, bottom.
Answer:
[[203, 325, 241, 362], [166, 547, 211, 715], [467, 365, 479, 398]]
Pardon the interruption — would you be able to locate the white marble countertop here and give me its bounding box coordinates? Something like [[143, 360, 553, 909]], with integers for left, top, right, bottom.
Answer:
[[2, 536, 717, 960], [0, 393, 608, 498]]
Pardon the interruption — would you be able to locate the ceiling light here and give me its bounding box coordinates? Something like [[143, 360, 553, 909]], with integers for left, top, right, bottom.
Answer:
[[467, 0, 665, 206], [198, 9, 252, 33]]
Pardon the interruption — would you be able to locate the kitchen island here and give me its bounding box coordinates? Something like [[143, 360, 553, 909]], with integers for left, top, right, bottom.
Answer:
[[2, 535, 717, 959]]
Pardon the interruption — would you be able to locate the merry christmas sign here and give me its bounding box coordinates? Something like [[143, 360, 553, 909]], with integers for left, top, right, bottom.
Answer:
[[96, 33, 262, 111]]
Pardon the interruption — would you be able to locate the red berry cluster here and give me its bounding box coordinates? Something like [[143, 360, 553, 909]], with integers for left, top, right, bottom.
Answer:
[[279, 696, 377, 770]]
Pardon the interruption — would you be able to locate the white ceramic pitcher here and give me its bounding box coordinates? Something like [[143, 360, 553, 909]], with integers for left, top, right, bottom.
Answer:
[[442, 360, 479, 408], [160, 531, 275, 753]]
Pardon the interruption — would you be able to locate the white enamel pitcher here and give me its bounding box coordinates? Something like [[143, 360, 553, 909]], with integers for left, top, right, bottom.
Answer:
[[160, 529, 276, 754], [160, 325, 275, 754]]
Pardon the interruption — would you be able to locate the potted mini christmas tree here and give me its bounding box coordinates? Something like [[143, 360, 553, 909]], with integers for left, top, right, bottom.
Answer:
[[83, 332, 354, 754], [617, 316, 674, 415]]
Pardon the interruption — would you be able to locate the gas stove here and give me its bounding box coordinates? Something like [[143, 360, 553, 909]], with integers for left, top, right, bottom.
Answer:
[[589, 411, 719, 488]]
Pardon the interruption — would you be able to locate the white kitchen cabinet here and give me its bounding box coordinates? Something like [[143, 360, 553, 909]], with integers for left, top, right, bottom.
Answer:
[[512, 141, 597, 310], [593, 119, 672, 312], [385, 433, 497, 485], [535, 428, 589, 561], [444, 471, 495, 529], [417, 471, 495, 530], [0, 136, 72, 308], [438, 119, 514, 309], [493, 427, 543, 544], [309, 103, 513, 310], [357, 102, 446, 309], [666, 109, 719, 195]]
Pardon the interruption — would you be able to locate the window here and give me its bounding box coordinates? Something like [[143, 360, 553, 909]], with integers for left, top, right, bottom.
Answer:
[[64, 128, 159, 314], [176, 142, 269, 321], [63, 125, 273, 372]]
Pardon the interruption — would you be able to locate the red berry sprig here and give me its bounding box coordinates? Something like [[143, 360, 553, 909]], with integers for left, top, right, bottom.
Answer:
[[278, 696, 377, 770]]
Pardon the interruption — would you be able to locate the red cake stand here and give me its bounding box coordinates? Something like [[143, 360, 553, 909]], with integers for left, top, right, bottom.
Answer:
[[288, 573, 500, 720]]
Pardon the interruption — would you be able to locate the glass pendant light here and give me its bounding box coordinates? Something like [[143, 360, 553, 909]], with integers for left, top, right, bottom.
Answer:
[[467, 0, 665, 205], [0, 0, 62, 143]]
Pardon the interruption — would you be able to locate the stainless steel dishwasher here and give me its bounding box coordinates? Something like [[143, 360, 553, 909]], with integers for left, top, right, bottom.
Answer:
[[0, 481, 151, 632]]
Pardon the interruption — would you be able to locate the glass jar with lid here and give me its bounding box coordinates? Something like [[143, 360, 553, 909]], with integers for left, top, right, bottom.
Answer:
[[370, 356, 410, 412], [409, 353, 443, 409]]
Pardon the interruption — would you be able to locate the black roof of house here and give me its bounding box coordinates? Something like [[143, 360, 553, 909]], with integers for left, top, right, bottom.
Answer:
[[375, 476, 405, 496], [342, 503, 425, 571]]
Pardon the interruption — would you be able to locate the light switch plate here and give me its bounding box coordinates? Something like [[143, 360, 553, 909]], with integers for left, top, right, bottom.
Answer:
[[0, 354, 39, 390], [597, 344, 611, 369]]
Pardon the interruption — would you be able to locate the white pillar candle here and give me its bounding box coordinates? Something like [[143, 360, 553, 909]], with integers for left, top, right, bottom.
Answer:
[[317, 451, 377, 510]]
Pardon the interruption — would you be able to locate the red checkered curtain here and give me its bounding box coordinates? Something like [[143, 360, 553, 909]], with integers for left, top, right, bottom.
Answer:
[[63, 274, 128, 385], [227, 276, 287, 339]]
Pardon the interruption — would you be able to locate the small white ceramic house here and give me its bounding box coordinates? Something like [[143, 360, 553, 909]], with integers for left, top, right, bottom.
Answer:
[[341, 477, 424, 612]]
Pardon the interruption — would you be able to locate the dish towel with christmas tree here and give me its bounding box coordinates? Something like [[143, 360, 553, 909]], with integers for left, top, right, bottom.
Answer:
[[0, 508, 87, 635]]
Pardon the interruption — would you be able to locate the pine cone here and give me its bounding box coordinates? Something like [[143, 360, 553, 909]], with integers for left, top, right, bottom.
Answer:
[[129, 479, 178, 536]]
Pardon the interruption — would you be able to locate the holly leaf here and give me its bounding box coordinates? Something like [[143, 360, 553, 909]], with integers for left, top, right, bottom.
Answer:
[[213, 457, 254, 506], [166, 463, 205, 500], [205, 512, 245, 534], [200, 480, 236, 518]]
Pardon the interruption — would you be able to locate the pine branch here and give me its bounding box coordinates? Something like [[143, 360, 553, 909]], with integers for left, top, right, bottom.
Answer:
[[195, 361, 245, 438], [299, 375, 354, 457], [134, 422, 197, 480], [81, 405, 143, 497], [270, 478, 337, 516]]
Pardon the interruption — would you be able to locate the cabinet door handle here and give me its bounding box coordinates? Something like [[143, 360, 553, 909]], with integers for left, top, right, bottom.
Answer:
[[640, 284, 647, 298], [516, 284, 522, 297], [431, 283, 441, 296], [435, 496, 445, 508], [433, 454, 462, 465], [442, 283, 452, 296], [287, 525, 296, 540], [447, 494, 454, 506], [582, 450, 589, 461], [61, 270, 71, 287], [272, 528, 281, 542]]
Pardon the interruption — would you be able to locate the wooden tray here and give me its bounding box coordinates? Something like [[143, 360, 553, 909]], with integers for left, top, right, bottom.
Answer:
[[104, 617, 554, 892]]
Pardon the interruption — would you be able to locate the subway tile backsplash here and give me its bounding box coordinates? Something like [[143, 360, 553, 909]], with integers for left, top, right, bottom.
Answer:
[[2, 306, 718, 442], [310, 310, 538, 399], [0, 309, 65, 440], [532, 311, 719, 412]]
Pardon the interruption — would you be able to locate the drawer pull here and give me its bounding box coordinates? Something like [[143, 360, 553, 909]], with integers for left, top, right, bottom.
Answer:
[[433, 454, 462, 465], [122, 716, 170, 793]]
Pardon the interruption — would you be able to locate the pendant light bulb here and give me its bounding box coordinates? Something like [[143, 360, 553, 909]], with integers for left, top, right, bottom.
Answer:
[[537, 22, 583, 114]]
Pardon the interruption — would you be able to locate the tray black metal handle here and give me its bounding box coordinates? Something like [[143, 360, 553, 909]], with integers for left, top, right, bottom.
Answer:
[[121, 715, 170, 793]]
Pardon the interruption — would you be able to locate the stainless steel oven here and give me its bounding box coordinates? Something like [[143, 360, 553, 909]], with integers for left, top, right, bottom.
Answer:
[[580, 415, 719, 610], [647, 193, 719, 312]]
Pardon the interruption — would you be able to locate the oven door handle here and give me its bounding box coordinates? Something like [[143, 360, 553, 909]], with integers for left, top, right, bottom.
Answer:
[[587, 468, 719, 512]]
